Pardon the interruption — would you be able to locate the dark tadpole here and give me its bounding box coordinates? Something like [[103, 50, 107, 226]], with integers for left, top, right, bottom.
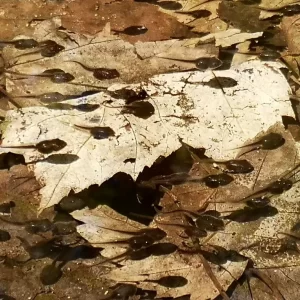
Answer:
[[68, 61, 120, 80], [40, 261, 63, 285], [0, 139, 67, 154], [112, 25, 148, 36], [203, 76, 238, 88], [17, 236, 63, 259], [37, 92, 66, 103], [259, 49, 281, 61], [267, 179, 293, 194], [7, 69, 74, 83], [41, 69, 74, 83], [52, 222, 77, 236], [195, 214, 225, 232], [237, 132, 285, 156], [0, 38, 38, 50], [72, 124, 115, 140], [38, 154, 79, 164], [0, 216, 53, 234], [203, 173, 234, 188], [121, 101, 155, 119], [183, 225, 207, 238], [56, 244, 101, 262], [110, 87, 149, 104], [36, 139, 67, 154], [57, 195, 87, 213], [38, 40, 65, 57], [224, 205, 278, 222], [95, 234, 155, 250], [199, 245, 247, 265], [195, 57, 223, 70], [161, 56, 223, 70]]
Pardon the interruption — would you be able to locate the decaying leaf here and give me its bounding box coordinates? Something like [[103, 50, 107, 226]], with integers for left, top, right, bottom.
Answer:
[[0, 60, 293, 211]]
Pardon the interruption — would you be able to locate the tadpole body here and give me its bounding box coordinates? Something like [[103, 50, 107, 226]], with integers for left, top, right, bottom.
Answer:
[[112, 25, 148, 36], [121, 101, 155, 119], [69, 61, 120, 80], [38, 40, 65, 57], [58, 195, 87, 212], [195, 214, 224, 231], [40, 262, 63, 285], [203, 173, 234, 188]]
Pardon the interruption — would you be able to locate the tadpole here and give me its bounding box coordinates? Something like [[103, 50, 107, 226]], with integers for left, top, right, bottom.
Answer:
[[246, 197, 270, 208], [70, 124, 115, 140], [259, 49, 281, 61], [17, 236, 62, 259], [110, 87, 149, 104], [224, 205, 278, 222], [7, 68, 74, 83], [68, 61, 120, 80], [140, 172, 233, 189], [202, 173, 234, 188], [236, 132, 285, 156], [94, 234, 155, 250], [0, 38, 38, 50], [57, 195, 87, 212], [112, 25, 148, 36], [0, 216, 53, 234], [1, 138, 67, 154], [40, 261, 64, 285], [195, 214, 225, 232], [38, 40, 65, 57], [121, 101, 155, 119]]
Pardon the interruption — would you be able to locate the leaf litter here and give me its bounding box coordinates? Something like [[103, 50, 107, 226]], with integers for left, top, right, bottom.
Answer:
[[1, 0, 300, 299]]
